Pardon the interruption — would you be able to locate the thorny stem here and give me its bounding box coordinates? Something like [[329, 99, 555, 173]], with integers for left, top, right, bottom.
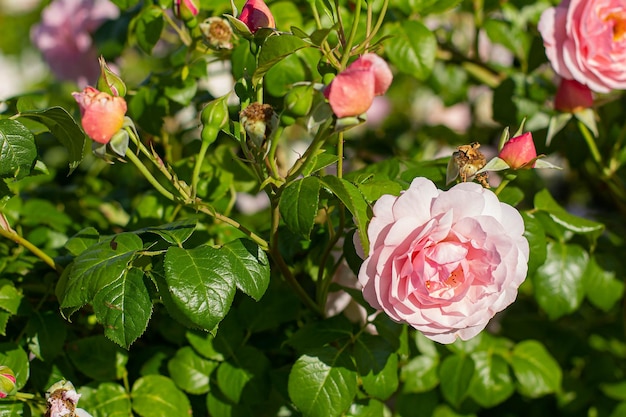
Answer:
[[191, 137, 212, 197], [125, 148, 178, 202], [357, 0, 390, 55], [0, 227, 62, 274]]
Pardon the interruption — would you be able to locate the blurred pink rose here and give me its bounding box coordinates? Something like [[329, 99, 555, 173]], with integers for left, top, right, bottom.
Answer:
[[554, 78, 594, 112], [73, 86, 127, 144], [538, 0, 626, 93], [358, 178, 529, 344], [324, 53, 393, 118], [31, 0, 119, 86], [498, 132, 537, 169], [239, 0, 275, 33]]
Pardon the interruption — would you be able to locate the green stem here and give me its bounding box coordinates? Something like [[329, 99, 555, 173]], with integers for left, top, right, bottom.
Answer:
[[196, 205, 269, 252], [337, 131, 344, 179], [267, 125, 285, 180], [125, 148, 177, 202], [286, 119, 333, 181], [0, 227, 61, 274], [162, 6, 192, 46], [356, 0, 389, 54], [191, 139, 211, 197], [578, 119, 603, 165], [269, 202, 322, 315], [340, 0, 362, 68], [493, 177, 511, 196]]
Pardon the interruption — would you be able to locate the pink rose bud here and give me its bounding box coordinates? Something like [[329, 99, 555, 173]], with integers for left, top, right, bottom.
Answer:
[[324, 53, 393, 118], [0, 366, 16, 398], [239, 0, 275, 33], [554, 78, 593, 113], [498, 132, 537, 169], [72, 86, 127, 144], [174, 0, 199, 20]]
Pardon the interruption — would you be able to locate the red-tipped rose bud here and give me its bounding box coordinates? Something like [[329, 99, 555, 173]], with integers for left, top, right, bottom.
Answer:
[[72, 86, 127, 144], [498, 132, 537, 169], [0, 366, 15, 399], [174, 0, 199, 21], [239, 0, 275, 33], [554, 78, 593, 113]]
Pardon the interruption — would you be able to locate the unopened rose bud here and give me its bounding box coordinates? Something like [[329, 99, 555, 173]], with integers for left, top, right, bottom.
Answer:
[[284, 85, 314, 118], [72, 86, 127, 144], [174, 0, 199, 21], [239, 0, 275, 33], [97, 56, 126, 97], [498, 132, 537, 169], [554, 78, 593, 113], [0, 366, 15, 398], [240, 102, 276, 147], [201, 95, 230, 145], [200, 17, 233, 50]]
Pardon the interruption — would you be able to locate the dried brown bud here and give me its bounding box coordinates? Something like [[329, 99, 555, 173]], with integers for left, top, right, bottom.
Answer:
[[200, 17, 233, 50], [446, 142, 488, 186], [240, 102, 276, 147]]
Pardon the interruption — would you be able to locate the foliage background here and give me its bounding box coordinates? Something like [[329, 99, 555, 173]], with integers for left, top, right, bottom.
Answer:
[[1, 0, 626, 416]]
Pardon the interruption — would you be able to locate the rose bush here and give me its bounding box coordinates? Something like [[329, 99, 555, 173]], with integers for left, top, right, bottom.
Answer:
[[538, 0, 626, 93], [359, 178, 529, 343]]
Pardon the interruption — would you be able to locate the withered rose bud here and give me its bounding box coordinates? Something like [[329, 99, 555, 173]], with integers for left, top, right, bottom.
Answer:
[[200, 17, 233, 50], [240, 102, 276, 148]]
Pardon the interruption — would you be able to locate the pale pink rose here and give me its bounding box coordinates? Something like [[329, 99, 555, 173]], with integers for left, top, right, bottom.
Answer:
[[72, 86, 127, 144], [239, 0, 275, 33], [358, 178, 529, 344], [31, 0, 119, 87], [324, 53, 393, 118], [538, 0, 626, 93]]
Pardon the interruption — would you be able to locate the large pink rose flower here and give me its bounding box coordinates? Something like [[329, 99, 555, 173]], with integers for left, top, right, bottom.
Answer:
[[538, 0, 626, 93], [31, 0, 119, 87], [358, 178, 529, 344]]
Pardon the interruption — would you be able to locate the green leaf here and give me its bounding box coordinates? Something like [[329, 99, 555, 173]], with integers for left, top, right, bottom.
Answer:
[[0, 119, 36, 178], [320, 176, 370, 255], [0, 343, 28, 390], [415, 0, 463, 14], [345, 398, 388, 417], [215, 346, 270, 405], [25, 311, 67, 361], [601, 381, 626, 401], [438, 354, 474, 408], [510, 340, 562, 397], [164, 245, 237, 330], [186, 330, 225, 361], [521, 212, 547, 276], [583, 255, 625, 312], [221, 239, 270, 301], [62, 233, 144, 309], [279, 176, 321, 239], [353, 334, 398, 400], [19, 107, 85, 174], [133, 6, 164, 54], [167, 346, 217, 395], [253, 34, 309, 85], [287, 314, 354, 352], [64, 227, 100, 256], [0, 279, 22, 315], [545, 113, 573, 146], [79, 382, 132, 417], [0, 401, 27, 416], [533, 242, 588, 320], [468, 351, 514, 407], [401, 355, 440, 393], [385, 21, 437, 80], [534, 189, 604, 238], [92, 267, 152, 348], [288, 346, 358, 417], [141, 218, 197, 246], [484, 19, 529, 60], [66, 335, 128, 381], [131, 375, 192, 417]]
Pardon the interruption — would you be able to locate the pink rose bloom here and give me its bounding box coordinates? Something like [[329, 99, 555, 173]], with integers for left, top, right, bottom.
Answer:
[[239, 0, 275, 33], [324, 53, 393, 118], [554, 78, 594, 112], [498, 132, 537, 169], [72, 86, 127, 144], [358, 178, 529, 344], [31, 0, 119, 87], [538, 0, 626, 93]]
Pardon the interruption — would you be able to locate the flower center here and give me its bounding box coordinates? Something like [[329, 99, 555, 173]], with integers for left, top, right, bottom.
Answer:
[[605, 11, 626, 42]]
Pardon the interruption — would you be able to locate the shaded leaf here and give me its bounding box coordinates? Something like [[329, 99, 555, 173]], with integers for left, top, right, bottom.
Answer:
[[510, 340, 561, 398], [279, 176, 321, 239], [0, 119, 36, 178]]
